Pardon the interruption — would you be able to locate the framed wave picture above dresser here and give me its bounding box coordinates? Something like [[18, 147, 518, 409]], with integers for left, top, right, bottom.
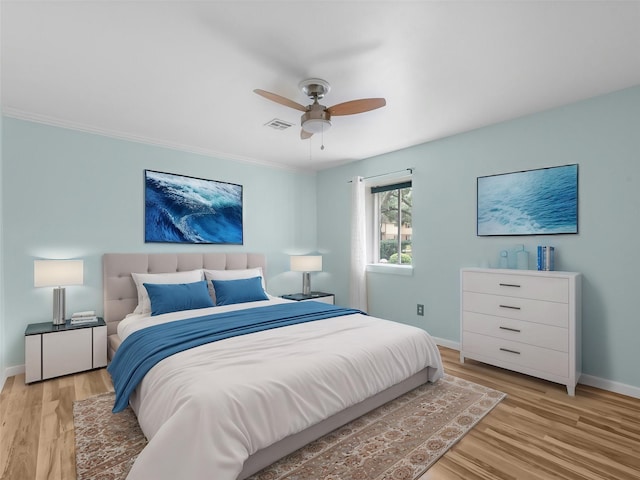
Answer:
[[144, 170, 243, 244], [477, 164, 578, 236]]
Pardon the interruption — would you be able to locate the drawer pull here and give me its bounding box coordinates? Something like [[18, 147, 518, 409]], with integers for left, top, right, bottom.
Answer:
[[499, 283, 521, 288], [499, 326, 521, 333], [499, 304, 521, 310], [500, 347, 521, 355]]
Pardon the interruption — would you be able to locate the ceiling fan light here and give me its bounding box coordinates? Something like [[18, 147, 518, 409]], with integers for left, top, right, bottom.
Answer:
[[302, 118, 331, 133]]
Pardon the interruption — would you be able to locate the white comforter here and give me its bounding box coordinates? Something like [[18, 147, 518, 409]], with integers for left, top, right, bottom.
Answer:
[[117, 297, 443, 480]]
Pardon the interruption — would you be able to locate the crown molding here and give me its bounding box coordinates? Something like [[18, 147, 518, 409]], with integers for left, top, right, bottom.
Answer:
[[2, 108, 315, 173]]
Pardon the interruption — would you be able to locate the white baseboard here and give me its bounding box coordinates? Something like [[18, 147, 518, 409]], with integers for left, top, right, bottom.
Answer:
[[6, 364, 25, 377], [2, 364, 25, 390], [579, 373, 640, 399], [433, 340, 640, 400], [432, 336, 460, 351]]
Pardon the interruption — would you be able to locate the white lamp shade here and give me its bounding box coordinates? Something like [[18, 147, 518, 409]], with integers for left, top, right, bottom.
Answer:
[[34, 259, 84, 287], [290, 255, 322, 272]]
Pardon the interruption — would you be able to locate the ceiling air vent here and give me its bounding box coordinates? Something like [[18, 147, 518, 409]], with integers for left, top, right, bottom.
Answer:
[[264, 118, 294, 131]]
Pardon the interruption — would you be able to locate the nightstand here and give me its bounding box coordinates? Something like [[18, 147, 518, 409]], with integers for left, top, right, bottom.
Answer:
[[24, 318, 107, 383], [281, 292, 335, 305]]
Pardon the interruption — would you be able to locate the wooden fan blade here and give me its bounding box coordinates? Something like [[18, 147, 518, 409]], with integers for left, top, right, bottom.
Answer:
[[254, 89, 307, 112], [301, 129, 313, 140], [328, 98, 386, 116]]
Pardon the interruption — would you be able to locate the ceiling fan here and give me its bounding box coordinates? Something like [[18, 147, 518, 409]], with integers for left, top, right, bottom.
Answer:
[[254, 78, 386, 139]]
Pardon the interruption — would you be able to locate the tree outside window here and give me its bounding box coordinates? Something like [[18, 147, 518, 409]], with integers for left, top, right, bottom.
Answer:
[[374, 182, 412, 265]]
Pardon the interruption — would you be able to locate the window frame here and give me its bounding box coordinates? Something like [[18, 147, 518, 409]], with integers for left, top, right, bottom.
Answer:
[[365, 175, 413, 274]]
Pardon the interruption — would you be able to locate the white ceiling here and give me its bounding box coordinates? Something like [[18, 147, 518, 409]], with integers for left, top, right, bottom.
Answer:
[[2, 1, 640, 171]]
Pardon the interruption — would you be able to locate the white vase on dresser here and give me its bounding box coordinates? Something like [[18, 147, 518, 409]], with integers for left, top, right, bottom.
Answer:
[[460, 268, 582, 395]]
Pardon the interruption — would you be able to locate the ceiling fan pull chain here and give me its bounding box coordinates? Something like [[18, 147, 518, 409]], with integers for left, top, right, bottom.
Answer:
[[321, 123, 325, 150]]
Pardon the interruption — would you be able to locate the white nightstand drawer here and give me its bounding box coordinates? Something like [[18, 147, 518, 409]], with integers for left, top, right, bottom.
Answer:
[[463, 331, 568, 378], [309, 295, 334, 305], [463, 271, 569, 303], [43, 329, 93, 379], [93, 325, 108, 368], [463, 291, 569, 328], [463, 311, 568, 352], [25, 335, 42, 384]]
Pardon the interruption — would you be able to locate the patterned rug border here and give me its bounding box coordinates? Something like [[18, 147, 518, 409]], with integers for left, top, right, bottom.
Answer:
[[73, 374, 506, 480], [248, 374, 506, 480], [73, 390, 146, 480]]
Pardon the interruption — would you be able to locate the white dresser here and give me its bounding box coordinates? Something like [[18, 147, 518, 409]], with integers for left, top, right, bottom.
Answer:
[[460, 268, 582, 395]]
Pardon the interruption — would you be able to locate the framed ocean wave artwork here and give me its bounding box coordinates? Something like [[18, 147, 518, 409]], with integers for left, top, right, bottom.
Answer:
[[144, 170, 243, 244], [477, 164, 578, 236]]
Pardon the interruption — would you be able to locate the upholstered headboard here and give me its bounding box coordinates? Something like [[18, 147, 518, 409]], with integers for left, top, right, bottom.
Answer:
[[102, 252, 267, 337]]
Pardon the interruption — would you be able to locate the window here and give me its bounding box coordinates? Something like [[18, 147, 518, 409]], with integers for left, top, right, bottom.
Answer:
[[371, 181, 412, 265]]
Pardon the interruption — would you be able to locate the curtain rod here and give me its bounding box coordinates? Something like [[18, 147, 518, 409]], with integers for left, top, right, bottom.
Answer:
[[347, 168, 414, 183]]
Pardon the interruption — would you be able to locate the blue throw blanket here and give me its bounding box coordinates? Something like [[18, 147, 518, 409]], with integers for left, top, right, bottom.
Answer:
[[108, 301, 363, 412]]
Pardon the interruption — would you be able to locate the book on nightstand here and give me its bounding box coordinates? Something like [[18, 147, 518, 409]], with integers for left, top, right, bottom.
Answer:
[[70, 311, 98, 325]]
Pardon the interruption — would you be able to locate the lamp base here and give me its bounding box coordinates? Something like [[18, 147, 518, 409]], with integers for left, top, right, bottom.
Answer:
[[302, 272, 311, 296], [53, 287, 66, 325]]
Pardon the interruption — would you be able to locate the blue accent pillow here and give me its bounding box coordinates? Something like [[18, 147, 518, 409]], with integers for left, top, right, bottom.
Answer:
[[211, 276, 269, 306], [144, 280, 215, 316]]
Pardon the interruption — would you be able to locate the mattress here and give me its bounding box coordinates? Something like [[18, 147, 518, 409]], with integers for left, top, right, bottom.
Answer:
[[112, 297, 443, 480]]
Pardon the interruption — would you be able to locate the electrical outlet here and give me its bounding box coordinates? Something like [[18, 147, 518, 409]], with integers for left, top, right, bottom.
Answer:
[[417, 304, 424, 316]]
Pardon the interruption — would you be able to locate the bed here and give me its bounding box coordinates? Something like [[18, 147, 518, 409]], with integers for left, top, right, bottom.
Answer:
[[103, 252, 444, 480]]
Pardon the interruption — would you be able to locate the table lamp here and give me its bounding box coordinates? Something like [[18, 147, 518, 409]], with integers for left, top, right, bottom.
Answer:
[[290, 255, 322, 296], [34, 259, 84, 325]]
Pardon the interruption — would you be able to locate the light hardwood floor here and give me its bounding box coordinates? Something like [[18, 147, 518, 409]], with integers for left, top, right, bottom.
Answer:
[[2, 346, 640, 480]]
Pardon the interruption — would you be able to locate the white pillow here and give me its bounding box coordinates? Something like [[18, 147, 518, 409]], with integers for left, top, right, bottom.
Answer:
[[203, 267, 266, 303], [131, 270, 204, 314]]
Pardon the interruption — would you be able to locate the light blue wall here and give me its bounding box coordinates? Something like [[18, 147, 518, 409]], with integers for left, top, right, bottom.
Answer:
[[3, 86, 639, 390], [317, 85, 640, 388], [1, 118, 318, 368]]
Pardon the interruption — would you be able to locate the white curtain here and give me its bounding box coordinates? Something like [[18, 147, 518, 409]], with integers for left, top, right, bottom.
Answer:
[[349, 176, 368, 312]]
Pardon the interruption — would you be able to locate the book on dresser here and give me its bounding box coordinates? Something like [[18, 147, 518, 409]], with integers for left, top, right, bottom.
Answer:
[[460, 268, 582, 395]]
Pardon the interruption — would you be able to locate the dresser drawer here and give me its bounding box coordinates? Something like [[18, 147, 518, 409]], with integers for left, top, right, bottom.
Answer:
[[463, 311, 568, 352], [462, 331, 568, 378], [463, 271, 569, 303], [463, 291, 569, 328]]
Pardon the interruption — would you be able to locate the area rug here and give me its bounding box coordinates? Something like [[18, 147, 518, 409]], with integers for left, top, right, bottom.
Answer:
[[73, 374, 505, 480]]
